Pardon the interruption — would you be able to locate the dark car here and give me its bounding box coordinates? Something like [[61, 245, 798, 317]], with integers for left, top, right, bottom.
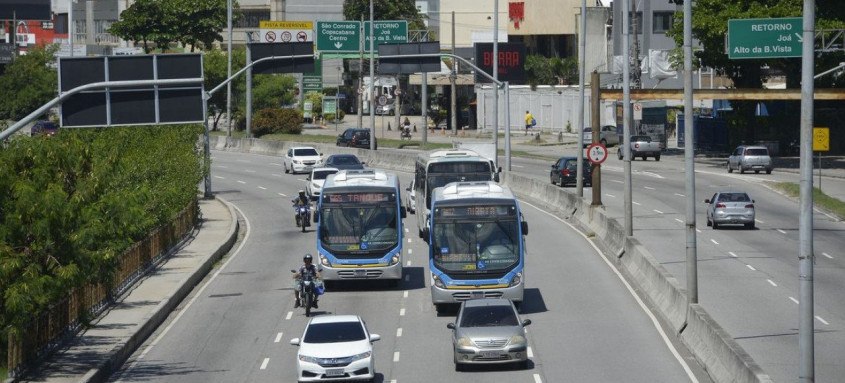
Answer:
[[336, 128, 377, 149], [550, 156, 592, 187], [323, 154, 366, 170], [30, 120, 58, 137]]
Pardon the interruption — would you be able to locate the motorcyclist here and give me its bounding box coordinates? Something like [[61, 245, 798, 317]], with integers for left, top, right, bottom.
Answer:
[[292, 190, 310, 226], [293, 254, 322, 308], [402, 117, 412, 137]]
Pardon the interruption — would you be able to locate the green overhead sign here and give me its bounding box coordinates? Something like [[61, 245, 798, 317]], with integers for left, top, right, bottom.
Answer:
[[728, 17, 803, 59], [364, 21, 408, 46], [316, 21, 361, 52]]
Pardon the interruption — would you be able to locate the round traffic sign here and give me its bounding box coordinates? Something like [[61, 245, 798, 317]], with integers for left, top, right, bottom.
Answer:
[[587, 143, 608, 164], [281, 31, 292, 42], [297, 31, 308, 42], [377, 95, 388, 106], [264, 31, 276, 42]]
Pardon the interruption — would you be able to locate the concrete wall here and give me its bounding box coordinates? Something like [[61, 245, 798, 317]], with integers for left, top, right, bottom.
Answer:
[[439, 0, 508, 48], [207, 135, 773, 383], [509, 0, 579, 35]]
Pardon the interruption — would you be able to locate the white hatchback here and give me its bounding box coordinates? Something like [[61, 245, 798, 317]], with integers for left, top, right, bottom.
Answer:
[[285, 146, 323, 174], [306, 167, 339, 201], [290, 315, 380, 382]]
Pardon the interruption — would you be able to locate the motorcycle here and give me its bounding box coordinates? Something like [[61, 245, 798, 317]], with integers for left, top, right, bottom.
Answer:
[[291, 269, 322, 317], [294, 204, 311, 232], [401, 126, 412, 141]]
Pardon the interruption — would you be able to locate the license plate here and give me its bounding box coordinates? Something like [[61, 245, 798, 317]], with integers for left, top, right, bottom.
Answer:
[[471, 291, 484, 299], [479, 351, 500, 358], [325, 368, 344, 376], [354, 269, 366, 277]]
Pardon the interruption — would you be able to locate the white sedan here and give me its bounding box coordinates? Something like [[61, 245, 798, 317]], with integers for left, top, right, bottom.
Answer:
[[290, 315, 380, 382], [306, 167, 339, 201], [285, 146, 323, 174]]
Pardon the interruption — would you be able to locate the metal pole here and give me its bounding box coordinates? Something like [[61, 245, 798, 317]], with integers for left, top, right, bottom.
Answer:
[[358, 14, 364, 128], [226, 0, 232, 136], [203, 95, 212, 198], [591, 71, 602, 206], [68, 0, 73, 56], [622, 0, 633, 237], [683, 0, 698, 306], [246, 45, 252, 137], [504, 81, 511, 170], [450, 11, 457, 136], [85, 0, 93, 45], [421, 32, 429, 146], [799, 0, 816, 381], [576, 0, 587, 197], [369, 0, 375, 150], [492, 0, 499, 170]]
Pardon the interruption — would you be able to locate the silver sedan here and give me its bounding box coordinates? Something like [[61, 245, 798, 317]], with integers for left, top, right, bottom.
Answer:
[[705, 191, 756, 229], [446, 298, 531, 371]]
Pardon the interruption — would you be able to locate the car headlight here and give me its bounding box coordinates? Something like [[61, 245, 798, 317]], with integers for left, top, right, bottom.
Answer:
[[312, 182, 320, 189], [299, 354, 320, 364], [389, 254, 400, 265], [349, 351, 371, 361], [293, 159, 301, 164], [509, 272, 523, 287], [457, 337, 474, 347], [433, 274, 445, 289], [508, 335, 526, 346], [320, 254, 331, 267]]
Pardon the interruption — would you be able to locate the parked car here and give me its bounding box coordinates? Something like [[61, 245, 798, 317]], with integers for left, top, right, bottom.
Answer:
[[447, 298, 531, 371], [336, 128, 377, 149], [290, 315, 381, 382], [727, 145, 773, 174], [376, 103, 395, 115], [619, 135, 661, 161], [284, 146, 322, 174], [30, 120, 58, 137], [306, 167, 339, 201], [550, 156, 592, 187], [405, 179, 416, 214], [323, 154, 365, 170], [582, 125, 619, 147], [704, 191, 756, 229]]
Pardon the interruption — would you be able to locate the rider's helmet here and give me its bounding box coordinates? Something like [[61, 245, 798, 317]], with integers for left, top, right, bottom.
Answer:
[[303, 253, 313, 263], [299, 190, 306, 197]]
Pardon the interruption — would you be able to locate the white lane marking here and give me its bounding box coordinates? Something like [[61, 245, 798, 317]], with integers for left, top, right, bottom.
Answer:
[[120, 200, 252, 378], [408, 249, 413, 255], [710, 239, 719, 245], [404, 227, 409, 233], [816, 316, 830, 325], [675, 218, 684, 223], [278, 193, 287, 197], [406, 260, 411, 266], [285, 311, 294, 320], [755, 219, 764, 224], [245, 169, 256, 173], [789, 297, 800, 304], [270, 162, 282, 166], [644, 186, 656, 190], [777, 229, 787, 234], [611, 180, 624, 184], [653, 209, 663, 214], [393, 351, 400, 362], [641, 171, 664, 179], [695, 229, 702, 233], [272, 173, 283, 177], [632, 201, 641, 206], [297, 178, 307, 182], [214, 175, 225, 179], [397, 328, 403, 337], [407, 238, 412, 243], [520, 200, 699, 382], [746, 265, 756, 271], [258, 186, 267, 190], [237, 180, 246, 184], [527, 346, 534, 358], [275, 332, 283, 343], [512, 164, 525, 168], [822, 252, 833, 259], [400, 308, 406, 316], [260, 358, 269, 370], [404, 275, 410, 282], [605, 194, 616, 198], [403, 290, 409, 298], [674, 193, 685, 197], [767, 279, 777, 287], [728, 252, 738, 258]]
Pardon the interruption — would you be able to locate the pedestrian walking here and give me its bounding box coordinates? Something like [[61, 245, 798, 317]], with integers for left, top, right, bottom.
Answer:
[[524, 110, 535, 136]]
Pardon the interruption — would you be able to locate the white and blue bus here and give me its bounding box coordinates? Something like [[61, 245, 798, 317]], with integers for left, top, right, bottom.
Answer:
[[426, 181, 528, 311], [414, 149, 499, 238], [315, 169, 405, 286]]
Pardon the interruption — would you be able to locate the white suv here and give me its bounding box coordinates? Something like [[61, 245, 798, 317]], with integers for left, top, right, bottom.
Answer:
[[284, 146, 323, 174]]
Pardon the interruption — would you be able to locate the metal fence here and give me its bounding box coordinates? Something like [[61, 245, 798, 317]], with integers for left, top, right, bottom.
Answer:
[[5, 199, 199, 379]]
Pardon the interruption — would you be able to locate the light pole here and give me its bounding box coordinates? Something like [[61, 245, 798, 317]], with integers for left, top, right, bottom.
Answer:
[[226, 0, 232, 136], [369, 0, 375, 150]]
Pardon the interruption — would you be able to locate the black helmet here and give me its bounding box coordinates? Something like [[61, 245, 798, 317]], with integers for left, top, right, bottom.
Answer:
[[303, 253, 313, 262], [299, 190, 306, 196]]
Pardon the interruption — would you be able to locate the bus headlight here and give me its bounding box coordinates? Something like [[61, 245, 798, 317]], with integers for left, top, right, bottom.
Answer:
[[433, 274, 446, 289], [509, 272, 522, 287], [319, 254, 331, 267], [389, 254, 400, 265]]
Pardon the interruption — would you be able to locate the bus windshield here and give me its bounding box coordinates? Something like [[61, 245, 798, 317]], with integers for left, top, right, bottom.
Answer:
[[432, 218, 519, 273], [426, 174, 492, 207], [319, 205, 399, 255]]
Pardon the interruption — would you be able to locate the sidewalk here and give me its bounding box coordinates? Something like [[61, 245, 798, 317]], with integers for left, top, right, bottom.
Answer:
[[17, 197, 239, 383]]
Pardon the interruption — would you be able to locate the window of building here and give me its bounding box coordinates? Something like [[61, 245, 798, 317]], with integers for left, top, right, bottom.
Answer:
[[235, 9, 270, 29], [653, 11, 673, 34]]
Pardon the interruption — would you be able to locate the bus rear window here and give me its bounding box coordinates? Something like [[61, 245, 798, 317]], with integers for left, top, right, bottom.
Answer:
[[428, 162, 491, 173]]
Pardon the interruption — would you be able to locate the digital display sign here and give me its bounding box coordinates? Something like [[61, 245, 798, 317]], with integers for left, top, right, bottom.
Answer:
[[324, 192, 395, 204], [473, 42, 526, 84], [435, 204, 515, 217]]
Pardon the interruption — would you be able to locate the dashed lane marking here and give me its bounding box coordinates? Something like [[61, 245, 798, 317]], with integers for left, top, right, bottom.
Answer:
[[674, 193, 685, 197], [746, 265, 756, 271], [767, 279, 778, 287], [260, 358, 269, 370], [533, 374, 543, 383], [403, 291, 408, 298], [789, 297, 800, 304], [675, 218, 684, 223], [237, 180, 246, 184], [653, 209, 663, 214], [406, 260, 411, 266], [644, 186, 655, 190], [285, 311, 293, 320], [407, 238, 412, 243], [273, 173, 282, 177], [258, 186, 267, 190], [400, 308, 406, 316], [710, 239, 719, 245], [606, 194, 616, 198], [755, 219, 765, 224], [632, 201, 641, 206], [527, 346, 534, 358], [777, 229, 787, 234], [404, 227, 409, 233], [245, 170, 255, 173], [396, 328, 403, 337], [816, 316, 830, 325], [278, 193, 287, 197], [822, 252, 833, 259], [214, 175, 225, 179], [728, 252, 738, 258], [270, 162, 282, 166], [275, 332, 283, 343], [696, 229, 702, 233], [408, 249, 413, 255], [393, 351, 400, 362]]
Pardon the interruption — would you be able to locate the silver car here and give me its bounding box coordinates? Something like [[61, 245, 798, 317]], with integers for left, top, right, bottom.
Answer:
[[727, 145, 773, 174], [446, 298, 531, 371], [705, 191, 756, 229], [405, 179, 416, 214]]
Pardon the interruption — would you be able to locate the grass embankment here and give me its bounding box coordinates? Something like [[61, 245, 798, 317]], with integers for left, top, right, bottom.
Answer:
[[769, 182, 845, 219]]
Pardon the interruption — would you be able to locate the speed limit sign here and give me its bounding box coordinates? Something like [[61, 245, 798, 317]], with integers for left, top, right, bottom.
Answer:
[[587, 143, 608, 164]]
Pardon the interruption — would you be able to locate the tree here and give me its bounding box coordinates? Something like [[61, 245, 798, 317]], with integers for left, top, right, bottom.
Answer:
[[343, 0, 425, 30], [173, 0, 232, 51], [525, 55, 578, 87], [252, 74, 298, 110], [108, 0, 172, 53], [203, 47, 246, 131], [0, 45, 57, 121]]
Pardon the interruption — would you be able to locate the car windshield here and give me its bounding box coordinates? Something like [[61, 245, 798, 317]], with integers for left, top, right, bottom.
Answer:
[[717, 193, 751, 203], [313, 170, 337, 180], [303, 321, 366, 343], [745, 148, 768, 156], [295, 148, 319, 156], [459, 305, 519, 327], [331, 156, 360, 165]]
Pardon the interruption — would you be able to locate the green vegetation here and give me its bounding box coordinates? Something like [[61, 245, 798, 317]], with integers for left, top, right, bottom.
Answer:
[[252, 108, 303, 137], [0, 125, 203, 367], [525, 55, 578, 87], [0, 46, 58, 121], [769, 181, 845, 220], [109, 0, 235, 52]]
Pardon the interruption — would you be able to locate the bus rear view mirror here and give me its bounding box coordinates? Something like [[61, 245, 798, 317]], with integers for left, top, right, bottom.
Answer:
[[313, 211, 320, 223], [421, 227, 429, 241], [521, 221, 529, 235], [401, 206, 407, 219]]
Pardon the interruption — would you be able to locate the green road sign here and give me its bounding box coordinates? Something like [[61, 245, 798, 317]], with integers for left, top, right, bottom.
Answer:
[[303, 75, 322, 92], [364, 21, 408, 47], [316, 21, 361, 52], [323, 97, 337, 114], [728, 17, 802, 59]]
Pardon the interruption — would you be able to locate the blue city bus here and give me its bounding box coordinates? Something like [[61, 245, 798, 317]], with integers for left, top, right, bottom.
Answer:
[[315, 169, 405, 287], [426, 181, 528, 312]]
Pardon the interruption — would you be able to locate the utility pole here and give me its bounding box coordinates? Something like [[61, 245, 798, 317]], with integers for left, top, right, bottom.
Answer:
[[226, 0, 232, 136], [450, 11, 457, 135], [492, 0, 499, 170], [369, 0, 375, 150], [683, 0, 698, 307], [358, 13, 364, 129], [576, 0, 587, 197], [622, 0, 633, 237], [630, 0, 641, 89]]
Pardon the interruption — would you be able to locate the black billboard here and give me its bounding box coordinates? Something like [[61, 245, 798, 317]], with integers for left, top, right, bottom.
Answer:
[[58, 54, 204, 127], [473, 42, 526, 84], [249, 42, 315, 75], [377, 42, 441, 74], [0, 0, 51, 21]]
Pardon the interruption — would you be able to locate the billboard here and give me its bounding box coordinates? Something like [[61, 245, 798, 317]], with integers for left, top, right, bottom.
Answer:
[[0, 0, 51, 20], [377, 42, 441, 74], [473, 42, 526, 84]]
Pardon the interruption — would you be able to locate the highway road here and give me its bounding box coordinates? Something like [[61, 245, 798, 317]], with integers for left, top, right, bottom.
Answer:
[[508, 150, 845, 383], [111, 150, 706, 383]]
